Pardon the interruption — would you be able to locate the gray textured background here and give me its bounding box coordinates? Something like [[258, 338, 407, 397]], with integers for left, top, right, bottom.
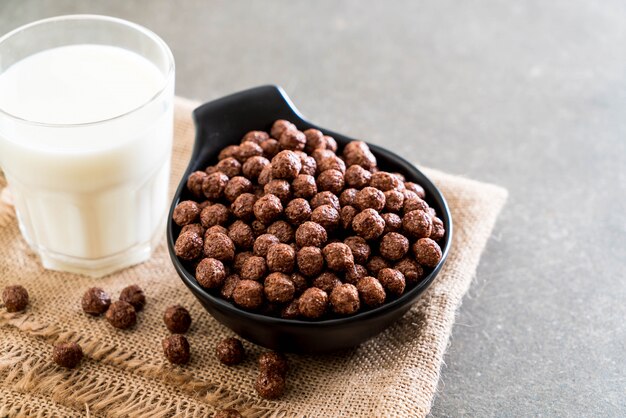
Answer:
[[1, 1, 625, 416]]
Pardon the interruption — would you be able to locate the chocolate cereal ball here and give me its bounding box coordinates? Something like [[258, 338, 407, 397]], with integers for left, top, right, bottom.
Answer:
[[382, 212, 403, 234], [343, 141, 377, 170], [172, 200, 200, 226], [285, 198, 312, 225], [119, 285, 146, 311], [317, 155, 346, 174], [204, 232, 235, 262], [196, 258, 226, 289], [215, 409, 243, 418], [163, 305, 192, 333], [228, 220, 254, 250], [216, 337, 245, 365], [413, 238, 443, 268], [267, 220, 294, 243], [205, 225, 228, 237], [255, 372, 286, 399], [298, 153, 317, 176], [367, 256, 390, 277], [238, 141, 264, 161], [105, 301, 136, 329], [221, 274, 241, 300], [290, 273, 308, 295], [243, 156, 270, 180], [181, 223, 205, 237], [344, 236, 371, 265], [266, 243, 295, 273], [175, 231, 203, 261], [312, 272, 341, 294], [2, 285, 28, 313], [231, 193, 257, 221], [224, 176, 253, 202], [324, 135, 338, 152], [279, 129, 306, 151], [379, 232, 409, 261], [202, 172, 228, 200], [357, 276, 386, 307], [81, 287, 111, 315], [355, 187, 386, 212], [378, 268, 406, 297], [352, 209, 385, 240], [241, 256, 267, 281], [311, 204, 340, 231], [261, 138, 280, 158], [186, 171, 208, 199], [292, 174, 317, 199], [384, 190, 404, 212], [281, 299, 300, 319], [430, 217, 446, 241], [317, 169, 345, 195], [264, 273, 295, 303], [322, 243, 354, 271], [403, 210, 433, 238], [339, 188, 358, 207], [253, 194, 283, 224], [253, 234, 280, 257], [271, 120, 295, 139], [311, 149, 336, 166], [394, 257, 425, 286], [243, 130, 269, 144], [297, 247, 325, 277], [233, 280, 264, 310], [295, 221, 328, 247], [259, 351, 288, 375], [304, 128, 326, 153], [345, 264, 368, 285], [162, 334, 190, 365], [405, 181, 426, 198], [310, 191, 340, 211], [330, 283, 360, 315], [344, 165, 372, 189], [339, 205, 357, 230], [218, 145, 240, 161], [403, 196, 430, 214], [298, 287, 328, 319], [234, 252, 253, 273], [271, 150, 301, 180], [200, 203, 230, 228], [53, 342, 83, 369], [370, 171, 400, 191], [216, 157, 242, 178]]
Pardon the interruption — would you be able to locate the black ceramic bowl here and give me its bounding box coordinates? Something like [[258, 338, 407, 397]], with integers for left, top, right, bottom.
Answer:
[[167, 85, 452, 353]]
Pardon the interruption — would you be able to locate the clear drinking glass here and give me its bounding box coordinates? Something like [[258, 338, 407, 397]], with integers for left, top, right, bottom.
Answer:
[[0, 15, 175, 277]]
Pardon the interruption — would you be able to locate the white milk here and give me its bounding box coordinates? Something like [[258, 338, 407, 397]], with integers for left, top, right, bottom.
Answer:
[[0, 45, 173, 276]]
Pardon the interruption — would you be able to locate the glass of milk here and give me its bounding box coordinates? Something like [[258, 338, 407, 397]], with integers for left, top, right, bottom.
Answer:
[[0, 15, 175, 277]]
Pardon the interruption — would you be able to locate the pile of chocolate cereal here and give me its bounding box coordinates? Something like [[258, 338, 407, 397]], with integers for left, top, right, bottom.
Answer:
[[172, 120, 445, 320]]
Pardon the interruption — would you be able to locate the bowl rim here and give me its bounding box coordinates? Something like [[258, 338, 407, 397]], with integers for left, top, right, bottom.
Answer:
[[167, 85, 453, 328]]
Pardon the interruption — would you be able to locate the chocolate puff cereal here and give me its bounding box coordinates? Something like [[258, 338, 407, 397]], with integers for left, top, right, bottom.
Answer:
[[357, 276, 386, 307], [119, 285, 146, 311], [2, 285, 28, 313], [295, 221, 327, 247], [412, 238, 443, 268], [163, 304, 192, 333], [264, 273, 295, 303], [216, 157, 242, 178], [175, 231, 204, 261], [285, 198, 312, 225], [233, 280, 264, 310], [297, 246, 325, 277], [105, 301, 136, 330], [172, 200, 200, 226], [53, 342, 83, 369], [162, 334, 190, 365], [81, 287, 111, 316], [271, 150, 301, 180], [266, 243, 295, 273], [298, 287, 328, 319], [330, 283, 360, 315], [216, 337, 245, 365]]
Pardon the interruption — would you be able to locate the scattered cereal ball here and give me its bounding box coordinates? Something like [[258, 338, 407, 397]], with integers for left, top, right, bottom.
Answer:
[[224, 176, 253, 202], [281, 299, 301, 319], [330, 283, 360, 315], [357, 277, 386, 307], [228, 220, 254, 250], [264, 179, 292, 204], [202, 172, 228, 200], [340, 205, 358, 230], [295, 221, 328, 247], [206, 225, 228, 237], [324, 135, 338, 152], [218, 145, 240, 161], [339, 188, 358, 207], [378, 268, 406, 297], [267, 220, 294, 243], [175, 231, 203, 261], [238, 141, 264, 161], [105, 300, 137, 329], [297, 247, 325, 277], [405, 182, 426, 198], [379, 232, 409, 261], [317, 169, 345, 195], [215, 410, 242, 418], [221, 274, 241, 300], [258, 164, 273, 186], [53, 342, 83, 369], [196, 258, 226, 289], [259, 351, 288, 375], [204, 232, 236, 262], [186, 171, 208, 199], [181, 223, 205, 237], [430, 217, 446, 241], [264, 273, 295, 303], [352, 209, 385, 240], [266, 244, 296, 273], [298, 287, 328, 319], [285, 198, 312, 225], [403, 210, 433, 238], [355, 187, 386, 211], [172, 200, 200, 226], [367, 256, 390, 277], [413, 238, 443, 268], [290, 273, 308, 295], [233, 280, 264, 310], [279, 129, 306, 151], [382, 212, 403, 234], [163, 305, 192, 333], [384, 190, 404, 212], [261, 138, 280, 159], [200, 203, 230, 228], [216, 157, 242, 178], [271, 150, 302, 180], [255, 371, 286, 399], [345, 264, 368, 285], [271, 119, 296, 140], [0, 285, 28, 313], [394, 257, 425, 286], [242, 156, 270, 181], [312, 272, 341, 294], [241, 256, 267, 281], [343, 141, 376, 170], [216, 337, 245, 365], [403, 196, 430, 214], [370, 171, 400, 191], [119, 284, 146, 311], [344, 236, 371, 265], [292, 174, 317, 199], [322, 243, 354, 271], [81, 287, 111, 315], [231, 193, 257, 221], [243, 130, 269, 144], [304, 128, 326, 153], [253, 234, 281, 257], [162, 334, 190, 365], [311, 204, 340, 231], [317, 155, 346, 174], [310, 191, 341, 211], [344, 165, 372, 189], [253, 194, 283, 224]]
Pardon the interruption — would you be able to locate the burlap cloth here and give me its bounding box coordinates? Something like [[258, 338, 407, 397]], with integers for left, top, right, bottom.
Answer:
[[0, 98, 507, 418]]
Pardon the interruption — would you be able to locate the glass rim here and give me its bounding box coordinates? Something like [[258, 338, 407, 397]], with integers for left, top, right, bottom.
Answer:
[[0, 14, 175, 128]]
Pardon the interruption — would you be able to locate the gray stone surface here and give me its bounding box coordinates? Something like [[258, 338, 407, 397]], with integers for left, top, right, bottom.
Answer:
[[1, 1, 624, 416]]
